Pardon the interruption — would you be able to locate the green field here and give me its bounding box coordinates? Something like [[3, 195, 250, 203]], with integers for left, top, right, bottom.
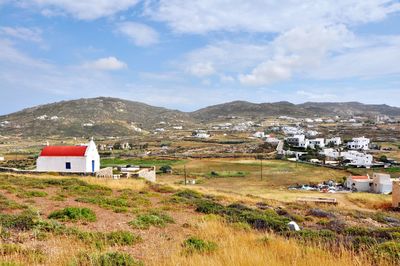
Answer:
[[100, 157, 186, 168]]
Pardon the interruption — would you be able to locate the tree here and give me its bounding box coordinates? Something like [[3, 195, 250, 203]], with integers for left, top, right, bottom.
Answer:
[[160, 165, 172, 174]]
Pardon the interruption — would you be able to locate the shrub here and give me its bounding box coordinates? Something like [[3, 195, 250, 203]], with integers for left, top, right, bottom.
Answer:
[[182, 237, 217, 255], [374, 241, 400, 260], [0, 211, 37, 231], [129, 212, 174, 229], [105, 231, 141, 246], [48, 207, 96, 222], [174, 189, 202, 200], [159, 165, 172, 174], [195, 200, 225, 214], [352, 236, 378, 250], [0, 244, 46, 263], [73, 251, 143, 266], [284, 229, 336, 242], [17, 190, 48, 198]]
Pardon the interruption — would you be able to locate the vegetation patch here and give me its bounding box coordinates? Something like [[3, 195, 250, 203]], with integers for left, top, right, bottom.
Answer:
[[73, 251, 143, 266], [48, 207, 96, 222], [16, 190, 48, 198], [207, 171, 248, 178], [173, 189, 289, 232], [0, 244, 46, 264], [129, 211, 174, 229], [0, 193, 27, 211], [75, 196, 130, 213], [182, 236, 218, 255]]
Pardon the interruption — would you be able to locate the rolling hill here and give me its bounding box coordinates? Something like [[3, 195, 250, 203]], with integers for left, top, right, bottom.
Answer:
[[0, 97, 399, 137]]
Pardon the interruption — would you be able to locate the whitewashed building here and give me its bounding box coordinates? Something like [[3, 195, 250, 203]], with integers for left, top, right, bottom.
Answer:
[[345, 175, 372, 192], [36, 139, 100, 173], [347, 137, 370, 150], [325, 137, 342, 146], [372, 173, 392, 194], [342, 151, 373, 167], [308, 138, 325, 149]]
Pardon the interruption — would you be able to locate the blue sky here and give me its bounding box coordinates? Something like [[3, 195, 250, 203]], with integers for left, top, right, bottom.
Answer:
[[0, 0, 400, 115]]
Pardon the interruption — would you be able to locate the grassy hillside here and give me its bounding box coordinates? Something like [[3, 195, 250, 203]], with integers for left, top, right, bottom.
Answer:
[[0, 172, 399, 265]]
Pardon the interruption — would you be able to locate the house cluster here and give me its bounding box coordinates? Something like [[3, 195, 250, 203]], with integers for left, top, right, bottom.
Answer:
[[345, 173, 394, 194], [282, 133, 376, 167]]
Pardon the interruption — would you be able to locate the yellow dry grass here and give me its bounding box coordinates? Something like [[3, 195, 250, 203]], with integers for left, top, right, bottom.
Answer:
[[151, 217, 385, 266], [346, 192, 392, 210], [5, 172, 147, 191]]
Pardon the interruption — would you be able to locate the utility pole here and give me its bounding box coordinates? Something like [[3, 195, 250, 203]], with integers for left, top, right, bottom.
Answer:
[[184, 164, 187, 185]]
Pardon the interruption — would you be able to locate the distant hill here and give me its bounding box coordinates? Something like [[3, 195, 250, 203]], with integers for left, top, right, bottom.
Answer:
[[191, 101, 400, 121], [0, 97, 399, 137], [0, 97, 193, 137]]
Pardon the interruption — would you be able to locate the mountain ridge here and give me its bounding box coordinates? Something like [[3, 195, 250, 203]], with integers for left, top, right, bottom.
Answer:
[[1, 97, 399, 137]]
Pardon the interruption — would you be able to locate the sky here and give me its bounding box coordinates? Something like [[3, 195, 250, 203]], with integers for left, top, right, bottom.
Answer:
[[0, 0, 400, 115]]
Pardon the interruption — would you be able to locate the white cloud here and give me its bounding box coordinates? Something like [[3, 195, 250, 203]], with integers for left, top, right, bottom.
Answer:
[[20, 0, 140, 20], [0, 26, 42, 43], [83, 57, 127, 71], [146, 0, 400, 33], [187, 62, 215, 77], [239, 56, 298, 86], [116, 22, 159, 46]]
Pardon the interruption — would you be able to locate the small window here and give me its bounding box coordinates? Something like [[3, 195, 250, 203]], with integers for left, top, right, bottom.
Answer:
[[66, 162, 71, 169]]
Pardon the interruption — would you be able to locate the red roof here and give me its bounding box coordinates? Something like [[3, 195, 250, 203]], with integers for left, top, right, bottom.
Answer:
[[40, 146, 87, 157], [351, 176, 370, 180]]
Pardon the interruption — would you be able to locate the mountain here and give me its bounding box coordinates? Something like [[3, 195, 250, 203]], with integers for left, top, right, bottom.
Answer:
[[191, 101, 400, 121], [0, 97, 193, 137], [1, 97, 399, 137]]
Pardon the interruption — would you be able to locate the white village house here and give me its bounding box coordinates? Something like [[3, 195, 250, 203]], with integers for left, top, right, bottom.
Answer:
[[347, 136, 370, 150], [36, 139, 100, 173]]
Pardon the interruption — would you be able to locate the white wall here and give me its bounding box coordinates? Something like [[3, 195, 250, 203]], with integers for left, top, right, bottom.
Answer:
[[37, 156, 88, 173]]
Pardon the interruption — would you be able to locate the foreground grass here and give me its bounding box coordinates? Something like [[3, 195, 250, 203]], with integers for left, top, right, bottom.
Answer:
[[152, 218, 385, 266]]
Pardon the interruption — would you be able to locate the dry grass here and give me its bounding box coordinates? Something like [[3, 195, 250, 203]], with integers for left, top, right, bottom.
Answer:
[[5, 172, 147, 191], [346, 193, 392, 210], [151, 217, 385, 266]]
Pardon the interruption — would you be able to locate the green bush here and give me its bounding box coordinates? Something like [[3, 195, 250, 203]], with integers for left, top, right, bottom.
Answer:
[[129, 212, 174, 229], [284, 229, 336, 242], [73, 251, 143, 266], [174, 189, 202, 200], [374, 241, 400, 260], [159, 165, 172, 174], [182, 237, 217, 254], [352, 236, 378, 250], [195, 200, 225, 214], [48, 207, 96, 222], [17, 190, 48, 198], [0, 211, 37, 231]]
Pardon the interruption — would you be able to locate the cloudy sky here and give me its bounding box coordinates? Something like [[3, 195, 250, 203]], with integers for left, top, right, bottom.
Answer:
[[1, 0, 400, 114]]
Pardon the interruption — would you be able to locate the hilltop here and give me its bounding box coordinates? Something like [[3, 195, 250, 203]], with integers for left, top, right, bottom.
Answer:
[[0, 97, 399, 137]]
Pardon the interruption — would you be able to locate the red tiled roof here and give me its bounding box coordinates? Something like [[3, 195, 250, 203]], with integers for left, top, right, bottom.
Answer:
[[351, 176, 370, 180], [40, 146, 87, 157]]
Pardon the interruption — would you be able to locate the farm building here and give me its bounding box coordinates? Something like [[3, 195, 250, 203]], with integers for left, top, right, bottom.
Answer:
[[36, 139, 100, 174], [345, 175, 372, 192]]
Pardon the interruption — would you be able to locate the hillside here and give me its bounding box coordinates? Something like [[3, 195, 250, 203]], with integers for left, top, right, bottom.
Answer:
[[0, 97, 193, 137], [192, 101, 400, 121], [0, 97, 400, 137]]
